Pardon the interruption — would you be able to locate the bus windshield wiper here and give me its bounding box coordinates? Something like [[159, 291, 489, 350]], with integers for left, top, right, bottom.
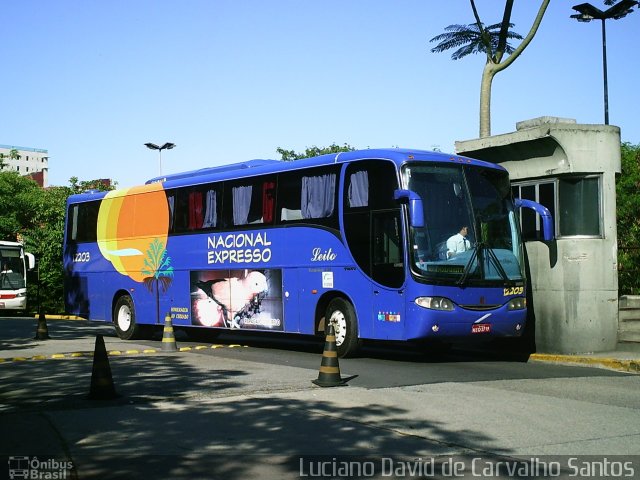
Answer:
[[456, 244, 479, 286], [456, 242, 513, 286], [483, 244, 514, 286]]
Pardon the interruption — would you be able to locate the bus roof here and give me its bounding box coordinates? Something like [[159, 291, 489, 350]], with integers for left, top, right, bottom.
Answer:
[[146, 148, 504, 188], [67, 148, 505, 203], [0, 241, 23, 248]]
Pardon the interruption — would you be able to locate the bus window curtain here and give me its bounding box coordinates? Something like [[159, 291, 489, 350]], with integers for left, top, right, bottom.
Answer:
[[301, 174, 335, 219], [348, 170, 369, 207], [188, 191, 204, 230], [202, 190, 217, 228], [233, 185, 252, 225], [262, 182, 275, 224], [167, 195, 175, 230]]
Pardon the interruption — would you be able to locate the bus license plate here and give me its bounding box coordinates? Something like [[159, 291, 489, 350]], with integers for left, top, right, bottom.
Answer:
[[472, 323, 491, 334]]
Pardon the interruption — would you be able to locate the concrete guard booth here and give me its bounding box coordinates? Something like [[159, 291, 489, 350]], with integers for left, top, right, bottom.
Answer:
[[456, 117, 620, 354]]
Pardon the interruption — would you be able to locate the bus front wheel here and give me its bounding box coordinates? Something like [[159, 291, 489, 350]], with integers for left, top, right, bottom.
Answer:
[[325, 298, 360, 358], [113, 295, 140, 340]]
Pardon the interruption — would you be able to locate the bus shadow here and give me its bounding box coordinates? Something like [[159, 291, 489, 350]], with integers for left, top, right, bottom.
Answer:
[[0, 318, 118, 352], [173, 328, 533, 365], [0, 352, 507, 480]]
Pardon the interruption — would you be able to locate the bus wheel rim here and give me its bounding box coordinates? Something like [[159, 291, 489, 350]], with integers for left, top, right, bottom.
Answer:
[[329, 311, 347, 346], [117, 306, 131, 331]]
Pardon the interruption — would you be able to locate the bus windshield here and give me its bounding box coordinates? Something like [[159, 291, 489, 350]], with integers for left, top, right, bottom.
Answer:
[[403, 163, 524, 285], [0, 247, 26, 290]]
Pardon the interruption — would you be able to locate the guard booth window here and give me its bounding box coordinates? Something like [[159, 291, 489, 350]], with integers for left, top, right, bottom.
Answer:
[[511, 182, 555, 240], [512, 175, 601, 239], [558, 176, 601, 236]]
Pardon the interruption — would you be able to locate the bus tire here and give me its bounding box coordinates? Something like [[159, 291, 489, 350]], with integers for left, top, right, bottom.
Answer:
[[113, 295, 140, 340], [325, 298, 360, 358]]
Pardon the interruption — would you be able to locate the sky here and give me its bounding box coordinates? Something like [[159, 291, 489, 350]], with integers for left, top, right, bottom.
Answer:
[[3, 1, 639, 188]]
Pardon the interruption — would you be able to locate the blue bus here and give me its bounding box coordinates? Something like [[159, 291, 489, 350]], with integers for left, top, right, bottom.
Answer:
[[63, 149, 552, 357]]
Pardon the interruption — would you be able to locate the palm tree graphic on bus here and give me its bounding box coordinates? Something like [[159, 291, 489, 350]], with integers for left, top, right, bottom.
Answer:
[[141, 239, 174, 324]]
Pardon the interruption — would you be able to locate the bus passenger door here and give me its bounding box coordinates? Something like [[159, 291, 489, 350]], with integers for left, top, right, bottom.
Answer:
[[371, 210, 406, 340], [282, 269, 300, 333]]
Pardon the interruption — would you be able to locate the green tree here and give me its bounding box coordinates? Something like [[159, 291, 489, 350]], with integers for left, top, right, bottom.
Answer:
[[0, 172, 40, 241], [617, 142, 640, 295], [276, 143, 355, 161], [23, 186, 72, 313], [430, 0, 550, 138], [13, 172, 113, 313], [68, 176, 116, 194]]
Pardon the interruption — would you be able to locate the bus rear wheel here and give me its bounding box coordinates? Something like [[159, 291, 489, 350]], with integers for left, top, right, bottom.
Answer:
[[113, 295, 140, 340], [325, 298, 360, 358]]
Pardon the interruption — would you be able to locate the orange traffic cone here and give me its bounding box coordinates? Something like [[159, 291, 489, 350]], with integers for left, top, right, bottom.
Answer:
[[162, 313, 178, 352], [88, 334, 118, 400], [312, 324, 347, 387], [34, 313, 50, 340]]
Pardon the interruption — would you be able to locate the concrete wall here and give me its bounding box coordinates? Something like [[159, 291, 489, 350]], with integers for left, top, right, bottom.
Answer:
[[619, 295, 640, 343], [456, 117, 620, 354]]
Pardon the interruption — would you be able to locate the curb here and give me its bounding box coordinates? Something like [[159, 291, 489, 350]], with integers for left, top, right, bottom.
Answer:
[[0, 344, 247, 364], [0, 349, 159, 363], [529, 353, 640, 374], [33, 314, 86, 321]]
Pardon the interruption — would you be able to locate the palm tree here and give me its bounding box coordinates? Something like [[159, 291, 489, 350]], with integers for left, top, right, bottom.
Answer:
[[141, 238, 174, 324], [430, 0, 550, 138]]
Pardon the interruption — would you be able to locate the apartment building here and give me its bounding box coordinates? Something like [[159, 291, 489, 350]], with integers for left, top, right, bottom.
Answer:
[[0, 144, 49, 187]]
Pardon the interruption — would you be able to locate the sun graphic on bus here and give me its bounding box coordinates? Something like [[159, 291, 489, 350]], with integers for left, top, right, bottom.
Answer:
[[96, 183, 169, 283]]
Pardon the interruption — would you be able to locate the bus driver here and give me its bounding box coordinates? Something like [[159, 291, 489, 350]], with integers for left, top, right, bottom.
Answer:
[[446, 226, 471, 258]]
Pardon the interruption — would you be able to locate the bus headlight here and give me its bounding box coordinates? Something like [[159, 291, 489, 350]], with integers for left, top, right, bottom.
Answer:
[[507, 297, 526, 310], [415, 296, 454, 311]]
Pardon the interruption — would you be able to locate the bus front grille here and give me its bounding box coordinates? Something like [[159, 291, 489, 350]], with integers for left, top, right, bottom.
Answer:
[[459, 304, 501, 311]]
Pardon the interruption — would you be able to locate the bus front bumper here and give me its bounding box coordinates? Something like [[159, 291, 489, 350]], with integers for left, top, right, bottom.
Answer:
[[406, 304, 527, 340], [0, 294, 27, 312]]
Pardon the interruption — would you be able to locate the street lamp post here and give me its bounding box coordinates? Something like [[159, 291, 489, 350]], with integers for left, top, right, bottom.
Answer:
[[144, 142, 176, 176], [571, 1, 637, 125]]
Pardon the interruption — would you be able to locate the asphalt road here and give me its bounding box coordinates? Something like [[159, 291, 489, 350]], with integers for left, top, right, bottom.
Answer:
[[1, 317, 639, 479]]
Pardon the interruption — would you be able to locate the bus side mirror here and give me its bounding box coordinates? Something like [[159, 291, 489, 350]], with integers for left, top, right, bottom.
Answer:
[[515, 198, 554, 241], [25, 253, 36, 271], [394, 189, 424, 228]]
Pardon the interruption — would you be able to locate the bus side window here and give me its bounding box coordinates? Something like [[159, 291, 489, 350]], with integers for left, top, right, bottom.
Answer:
[[228, 176, 276, 226], [276, 166, 339, 228], [169, 184, 223, 233], [68, 200, 100, 243], [277, 171, 303, 223], [166, 192, 176, 232], [171, 189, 189, 233]]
